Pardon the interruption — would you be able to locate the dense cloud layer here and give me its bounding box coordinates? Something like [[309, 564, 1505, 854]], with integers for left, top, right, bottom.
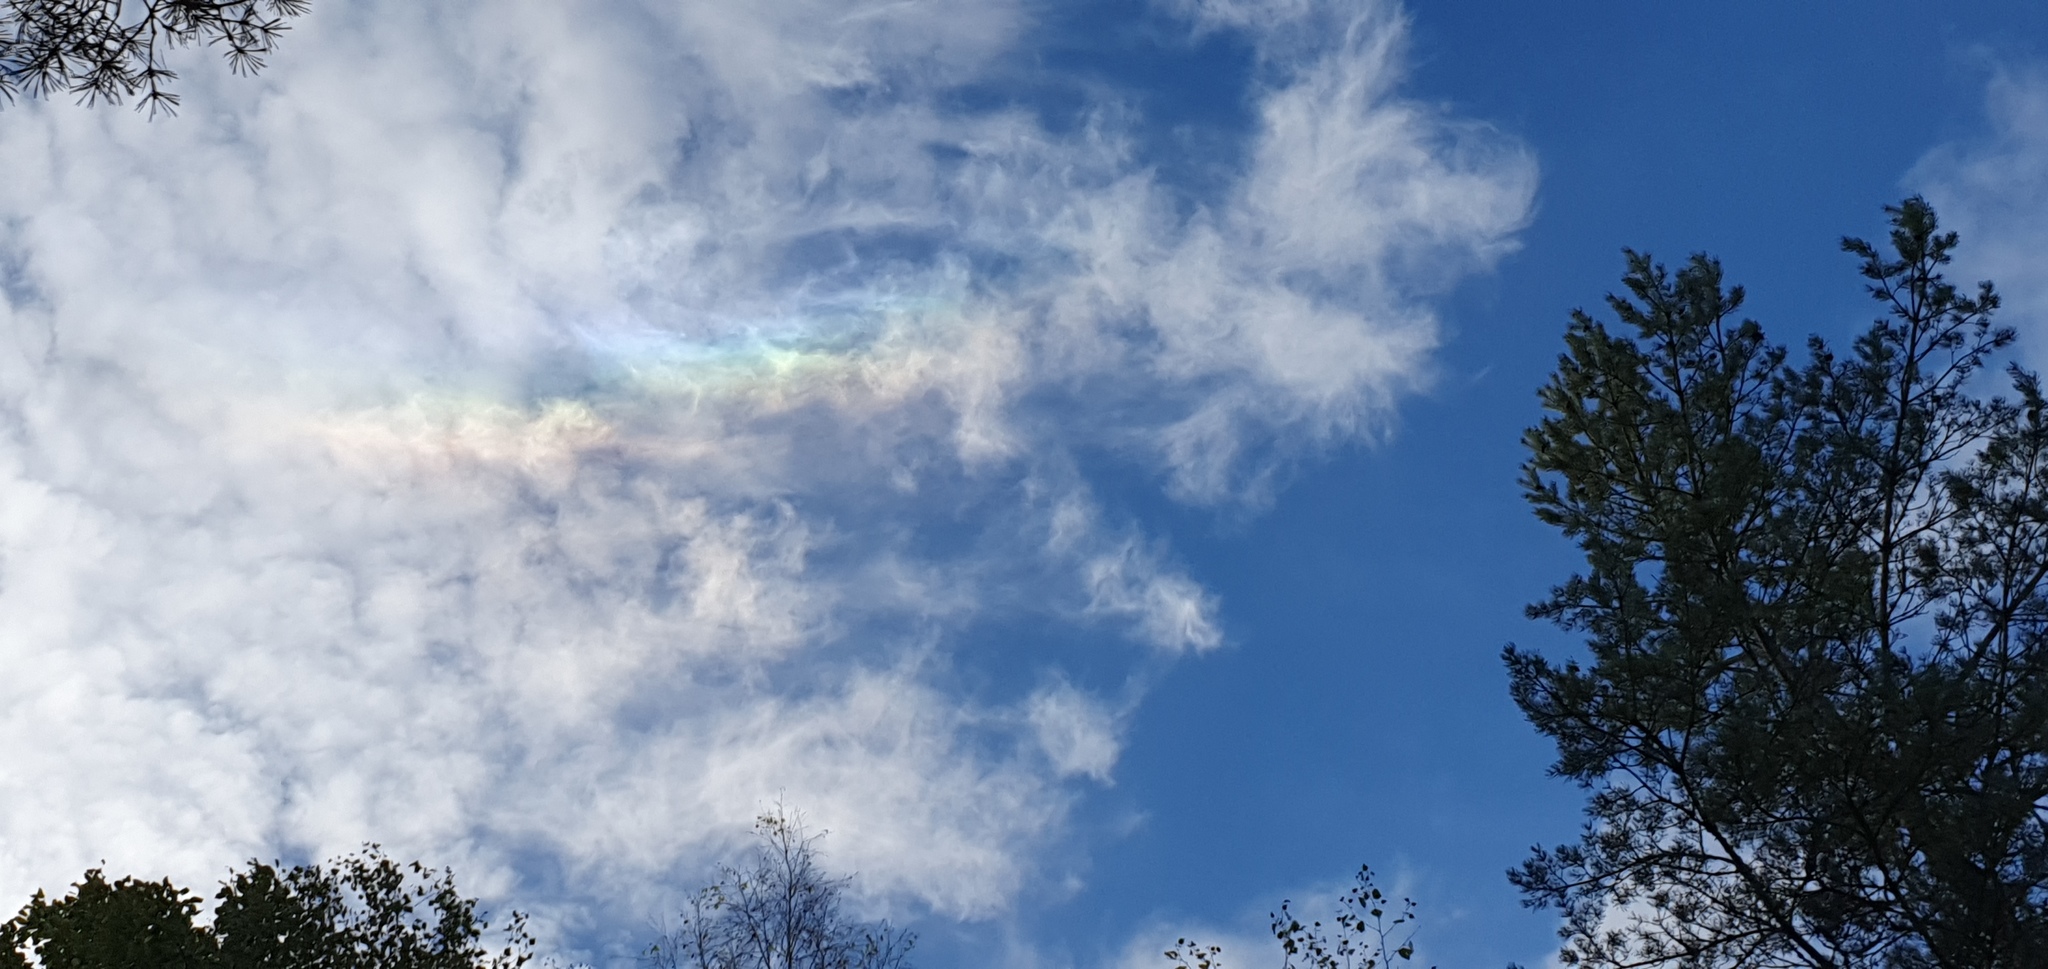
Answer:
[[0, 0, 1532, 955]]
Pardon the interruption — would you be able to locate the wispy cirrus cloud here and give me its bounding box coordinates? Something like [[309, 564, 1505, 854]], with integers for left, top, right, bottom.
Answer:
[[0, 0, 1531, 956]]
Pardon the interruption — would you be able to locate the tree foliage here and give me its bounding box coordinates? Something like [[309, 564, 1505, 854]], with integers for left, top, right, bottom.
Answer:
[[647, 809, 914, 969], [0, 0, 309, 113], [1163, 865, 1433, 969], [1, 847, 533, 969], [1509, 197, 2048, 968], [0, 870, 214, 969]]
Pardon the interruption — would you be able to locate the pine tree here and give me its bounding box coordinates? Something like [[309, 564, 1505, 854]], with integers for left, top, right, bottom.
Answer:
[[0, 0, 309, 114], [1509, 198, 2048, 969]]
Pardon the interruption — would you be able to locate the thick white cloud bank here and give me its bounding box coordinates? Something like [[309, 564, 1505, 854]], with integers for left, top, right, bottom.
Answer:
[[0, 0, 1531, 956]]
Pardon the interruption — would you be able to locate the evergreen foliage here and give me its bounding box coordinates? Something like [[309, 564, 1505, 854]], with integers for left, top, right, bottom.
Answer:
[[1509, 198, 2048, 968], [0, 0, 309, 113]]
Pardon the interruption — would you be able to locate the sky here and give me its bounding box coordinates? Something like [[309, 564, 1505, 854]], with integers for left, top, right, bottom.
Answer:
[[0, 2, 2046, 967]]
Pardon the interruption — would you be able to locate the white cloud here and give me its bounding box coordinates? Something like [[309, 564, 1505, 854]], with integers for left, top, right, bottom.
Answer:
[[1046, 490, 1222, 654], [0, 0, 1531, 954], [1027, 681, 1124, 783], [1913, 67, 2048, 364]]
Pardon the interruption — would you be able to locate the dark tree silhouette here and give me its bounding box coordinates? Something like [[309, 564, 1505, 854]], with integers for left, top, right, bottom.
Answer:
[[1, 0, 310, 114], [1510, 198, 2048, 968], [648, 808, 914, 969], [0, 870, 214, 969], [1, 846, 534, 969], [1163, 865, 1434, 969]]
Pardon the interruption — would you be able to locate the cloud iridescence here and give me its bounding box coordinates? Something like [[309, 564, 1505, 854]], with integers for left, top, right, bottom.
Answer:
[[0, 0, 1532, 950]]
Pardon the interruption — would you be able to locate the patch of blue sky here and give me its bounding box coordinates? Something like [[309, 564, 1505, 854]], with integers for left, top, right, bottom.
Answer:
[[939, 0, 1263, 218], [920, 3, 2048, 969]]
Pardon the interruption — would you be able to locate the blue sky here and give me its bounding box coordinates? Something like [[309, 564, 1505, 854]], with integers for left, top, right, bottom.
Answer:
[[1, 2, 2046, 968], [1017, 5, 2048, 968]]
